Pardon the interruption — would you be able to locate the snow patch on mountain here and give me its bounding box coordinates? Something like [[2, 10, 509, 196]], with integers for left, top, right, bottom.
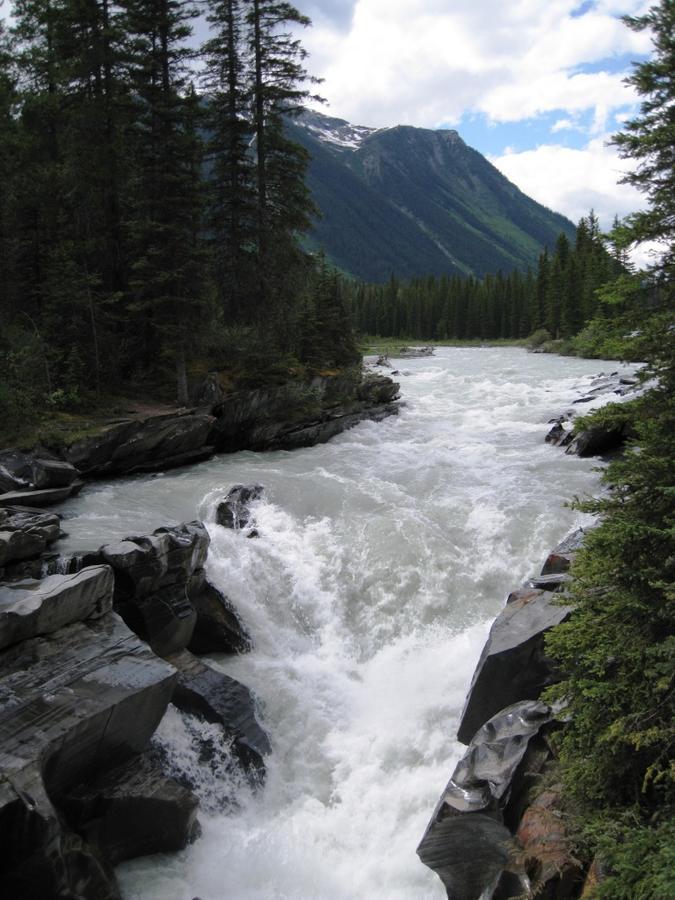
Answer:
[[298, 110, 382, 150]]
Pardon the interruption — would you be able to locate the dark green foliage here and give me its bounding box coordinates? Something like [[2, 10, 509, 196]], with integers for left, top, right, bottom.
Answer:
[[350, 212, 618, 343], [287, 111, 577, 282], [542, 5, 675, 892]]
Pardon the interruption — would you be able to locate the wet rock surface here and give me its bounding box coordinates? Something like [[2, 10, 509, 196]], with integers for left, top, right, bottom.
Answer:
[[0, 506, 61, 572], [63, 750, 199, 865], [0, 612, 176, 898], [187, 569, 251, 655], [216, 483, 264, 530], [0, 565, 113, 651], [167, 649, 271, 777], [63, 410, 216, 477], [457, 589, 572, 745], [418, 701, 557, 900]]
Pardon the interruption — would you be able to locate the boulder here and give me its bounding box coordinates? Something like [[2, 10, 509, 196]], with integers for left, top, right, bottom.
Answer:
[[0, 485, 81, 508], [357, 373, 400, 405], [62, 751, 199, 865], [0, 613, 176, 898], [397, 346, 434, 358], [527, 573, 572, 591], [0, 565, 114, 651], [187, 569, 251, 655], [216, 484, 264, 530], [0, 449, 80, 492], [457, 591, 572, 744], [565, 424, 628, 457], [418, 701, 557, 900], [88, 522, 209, 656], [63, 411, 215, 477], [167, 650, 271, 777], [540, 528, 586, 576]]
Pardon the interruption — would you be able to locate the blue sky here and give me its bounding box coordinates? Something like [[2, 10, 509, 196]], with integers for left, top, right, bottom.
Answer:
[[296, 0, 655, 245]]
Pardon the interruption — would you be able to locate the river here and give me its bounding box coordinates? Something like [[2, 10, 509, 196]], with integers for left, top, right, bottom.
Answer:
[[58, 347, 636, 900]]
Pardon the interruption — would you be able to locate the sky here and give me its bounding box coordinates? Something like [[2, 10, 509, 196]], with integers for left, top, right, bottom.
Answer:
[[294, 0, 656, 251]]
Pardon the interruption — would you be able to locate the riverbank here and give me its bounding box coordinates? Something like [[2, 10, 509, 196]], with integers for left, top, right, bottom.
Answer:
[[0, 348, 643, 898]]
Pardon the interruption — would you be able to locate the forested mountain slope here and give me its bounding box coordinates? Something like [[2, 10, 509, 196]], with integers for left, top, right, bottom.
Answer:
[[288, 110, 576, 282]]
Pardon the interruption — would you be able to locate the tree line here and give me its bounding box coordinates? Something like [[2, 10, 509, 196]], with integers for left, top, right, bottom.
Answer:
[[0, 0, 358, 428], [350, 212, 625, 343]]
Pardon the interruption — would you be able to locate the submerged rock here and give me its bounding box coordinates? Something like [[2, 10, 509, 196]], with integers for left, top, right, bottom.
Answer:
[[418, 701, 557, 900], [62, 751, 199, 865], [0, 612, 176, 898], [457, 590, 571, 745], [187, 569, 251, 655], [167, 649, 271, 777], [216, 484, 264, 530]]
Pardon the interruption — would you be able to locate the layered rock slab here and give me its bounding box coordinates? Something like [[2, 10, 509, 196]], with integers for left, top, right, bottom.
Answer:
[[457, 590, 571, 744], [0, 565, 114, 650], [0, 613, 176, 897], [418, 701, 556, 900]]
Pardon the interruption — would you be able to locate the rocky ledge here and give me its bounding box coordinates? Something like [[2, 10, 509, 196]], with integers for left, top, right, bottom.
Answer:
[[0, 486, 269, 898], [418, 528, 591, 899], [0, 367, 400, 511], [544, 370, 641, 457]]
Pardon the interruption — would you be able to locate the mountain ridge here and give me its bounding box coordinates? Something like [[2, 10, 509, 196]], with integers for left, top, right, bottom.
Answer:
[[288, 110, 576, 282]]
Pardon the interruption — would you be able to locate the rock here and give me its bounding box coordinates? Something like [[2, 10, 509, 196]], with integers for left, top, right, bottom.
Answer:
[[375, 355, 391, 367], [457, 591, 572, 744], [216, 484, 264, 530], [418, 701, 557, 900], [544, 422, 565, 444], [187, 569, 251, 655], [0, 565, 114, 651], [516, 785, 583, 899], [63, 411, 215, 477], [565, 424, 628, 457], [0, 485, 81, 508], [357, 373, 400, 405], [527, 573, 572, 591], [167, 650, 271, 776], [540, 528, 586, 576], [397, 346, 434, 358], [62, 751, 199, 865], [0, 613, 176, 898], [86, 522, 209, 656], [0, 449, 80, 492]]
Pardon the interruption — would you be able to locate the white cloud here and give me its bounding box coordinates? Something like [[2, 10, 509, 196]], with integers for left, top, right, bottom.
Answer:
[[300, 0, 651, 129], [489, 136, 643, 229]]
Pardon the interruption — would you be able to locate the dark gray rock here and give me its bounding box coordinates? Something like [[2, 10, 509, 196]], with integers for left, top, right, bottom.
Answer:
[[0, 486, 80, 508], [216, 484, 264, 530], [357, 373, 400, 405], [90, 522, 209, 657], [527, 572, 572, 591], [0, 565, 114, 651], [457, 592, 571, 744], [187, 569, 251, 655], [544, 422, 565, 444], [418, 701, 556, 900], [0, 613, 176, 899], [167, 650, 271, 777], [63, 751, 199, 865], [0, 449, 80, 492], [397, 346, 434, 358], [63, 411, 215, 477], [540, 528, 586, 576], [565, 423, 628, 457]]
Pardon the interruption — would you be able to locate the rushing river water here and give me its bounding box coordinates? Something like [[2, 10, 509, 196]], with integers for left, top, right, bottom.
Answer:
[[58, 347, 637, 900]]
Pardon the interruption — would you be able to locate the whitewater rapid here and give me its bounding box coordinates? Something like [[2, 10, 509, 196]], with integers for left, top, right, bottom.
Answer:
[[58, 348, 637, 900]]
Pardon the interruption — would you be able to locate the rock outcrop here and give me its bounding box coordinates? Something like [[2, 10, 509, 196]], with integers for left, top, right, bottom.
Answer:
[[0, 449, 83, 508], [187, 569, 251, 655], [0, 566, 113, 650], [457, 589, 571, 745], [62, 751, 199, 865], [0, 612, 177, 898], [63, 410, 216, 477], [0, 506, 61, 573], [418, 701, 557, 900], [167, 650, 271, 777]]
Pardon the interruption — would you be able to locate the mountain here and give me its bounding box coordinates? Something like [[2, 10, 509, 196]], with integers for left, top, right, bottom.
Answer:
[[287, 110, 576, 283]]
